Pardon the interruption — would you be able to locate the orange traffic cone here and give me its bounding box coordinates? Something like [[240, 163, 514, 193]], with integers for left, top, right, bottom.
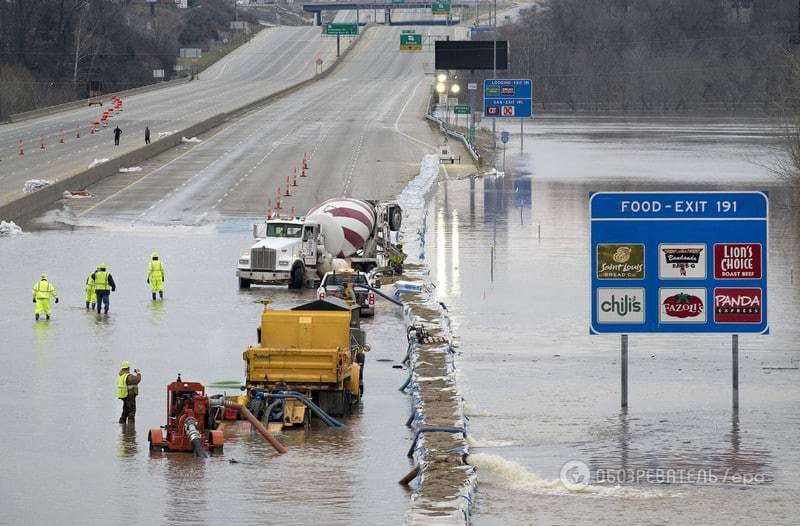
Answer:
[[266, 199, 272, 218], [284, 178, 291, 196], [18, 140, 24, 156], [290, 207, 296, 218], [76, 126, 80, 139], [292, 169, 298, 187], [301, 166, 307, 178], [40, 136, 45, 150], [276, 195, 282, 210], [59, 130, 65, 144]]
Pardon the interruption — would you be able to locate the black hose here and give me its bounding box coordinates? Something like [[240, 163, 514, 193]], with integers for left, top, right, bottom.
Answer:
[[191, 437, 208, 458], [262, 400, 282, 426], [356, 284, 403, 306], [267, 391, 346, 428]]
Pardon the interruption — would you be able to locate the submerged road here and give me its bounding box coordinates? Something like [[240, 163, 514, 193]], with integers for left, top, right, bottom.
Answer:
[[0, 25, 349, 208]]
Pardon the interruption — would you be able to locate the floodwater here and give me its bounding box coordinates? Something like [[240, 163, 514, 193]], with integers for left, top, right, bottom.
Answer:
[[429, 116, 800, 524], [2, 115, 799, 525], [0, 226, 414, 525]]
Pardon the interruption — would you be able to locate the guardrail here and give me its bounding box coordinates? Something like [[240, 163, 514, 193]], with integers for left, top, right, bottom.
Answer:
[[425, 112, 480, 162]]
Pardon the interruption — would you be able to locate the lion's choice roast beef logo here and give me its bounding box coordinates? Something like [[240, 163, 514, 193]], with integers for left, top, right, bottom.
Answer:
[[714, 243, 761, 279], [659, 288, 707, 323], [597, 244, 644, 279], [659, 244, 706, 279], [714, 288, 762, 324]]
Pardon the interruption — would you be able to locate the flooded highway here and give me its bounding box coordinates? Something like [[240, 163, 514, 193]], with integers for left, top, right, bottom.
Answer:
[[0, 227, 413, 524], [431, 116, 800, 524], [2, 116, 799, 524]]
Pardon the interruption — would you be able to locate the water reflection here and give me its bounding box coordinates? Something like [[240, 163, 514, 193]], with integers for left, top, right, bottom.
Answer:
[[118, 424, 138, 460]]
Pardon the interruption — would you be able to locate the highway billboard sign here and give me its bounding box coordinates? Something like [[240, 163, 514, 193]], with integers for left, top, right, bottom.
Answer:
[[483, 79, 532, 118], [400, 34, 422, 51], [325, 23, 358, 36], [453, 105, 471, 114], [589, 191, 769, 334], [432, 0, 451, 15]]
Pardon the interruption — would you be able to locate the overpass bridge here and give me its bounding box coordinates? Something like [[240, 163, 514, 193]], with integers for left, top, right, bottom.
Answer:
[[301, 1, 479, 26]]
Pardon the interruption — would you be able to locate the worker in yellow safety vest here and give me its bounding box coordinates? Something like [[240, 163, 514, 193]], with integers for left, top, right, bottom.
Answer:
[[32, 273, 59, 321], [147, 251, 165, 301], [92, 263, 116, 314], [117, 361, 142, 424], [85, 272, 96, 310]]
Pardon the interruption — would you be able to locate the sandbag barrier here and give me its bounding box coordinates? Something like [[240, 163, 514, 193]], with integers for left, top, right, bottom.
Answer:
[[396, 155, 476, 525]]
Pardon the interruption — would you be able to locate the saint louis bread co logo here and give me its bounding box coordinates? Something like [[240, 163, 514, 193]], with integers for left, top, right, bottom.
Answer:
[[659, 288, 707, 323], [714, 288, 762, 323], [714, 243, 761, 279], [597, 244, 645, 279], [659, 244, 706, 279], [597, 288, 645, 324]]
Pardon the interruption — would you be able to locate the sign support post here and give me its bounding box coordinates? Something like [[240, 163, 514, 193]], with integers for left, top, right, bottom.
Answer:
[[337, 34, 340, 57], [621, 334, 629, 408], [732, 334, 739, 410], [520, 118, 524, 153]]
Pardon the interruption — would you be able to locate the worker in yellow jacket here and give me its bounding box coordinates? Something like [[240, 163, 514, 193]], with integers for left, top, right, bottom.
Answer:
[[117, 361, 142, 424], [85, 272, 96, 310], [32, 273, 59, 321], [147, 251, 165, 301]]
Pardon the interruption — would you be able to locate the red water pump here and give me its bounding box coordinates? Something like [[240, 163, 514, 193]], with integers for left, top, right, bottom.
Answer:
[[149, 375, 223, 456]]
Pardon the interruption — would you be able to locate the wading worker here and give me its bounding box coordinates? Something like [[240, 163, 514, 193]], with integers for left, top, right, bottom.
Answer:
[[147, 251, 165, 301], [32, 273, 59, 321], [117, 361, 142, 424], [92, 263, 116, 314]]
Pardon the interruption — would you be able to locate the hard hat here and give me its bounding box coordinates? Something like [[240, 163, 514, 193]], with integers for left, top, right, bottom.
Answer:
[[151, 251, 158, 259], [41, 273, 47, 279], [121, 360, 130, 369], [98, 263, 107, 270]]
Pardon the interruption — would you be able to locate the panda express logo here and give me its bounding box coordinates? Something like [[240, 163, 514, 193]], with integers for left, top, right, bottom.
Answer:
[[597, 244, 645, 279], [714, 288, 762, 324]]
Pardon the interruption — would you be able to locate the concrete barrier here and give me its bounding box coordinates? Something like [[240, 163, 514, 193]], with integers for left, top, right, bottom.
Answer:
[[0, 27, 369, 224], [8, 77, 191, 124]]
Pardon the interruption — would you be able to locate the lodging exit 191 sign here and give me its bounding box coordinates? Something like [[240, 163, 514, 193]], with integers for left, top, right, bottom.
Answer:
[[590, 192, 768, 334]]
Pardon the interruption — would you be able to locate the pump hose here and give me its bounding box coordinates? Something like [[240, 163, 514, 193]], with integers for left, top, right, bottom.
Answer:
[[184, 418, 208, 458], [224, 400, 288, 454], [266, 391, 346, 428]]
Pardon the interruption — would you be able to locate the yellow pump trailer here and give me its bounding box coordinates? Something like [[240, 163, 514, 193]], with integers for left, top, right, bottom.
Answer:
[[242, 298, 367, 427]]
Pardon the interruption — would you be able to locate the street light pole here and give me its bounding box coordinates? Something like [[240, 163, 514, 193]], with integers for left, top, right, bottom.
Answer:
[[492, 0, 497, 150]]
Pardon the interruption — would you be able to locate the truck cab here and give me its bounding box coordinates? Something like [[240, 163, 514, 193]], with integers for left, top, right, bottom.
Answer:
[[237, 218, 321, 288]]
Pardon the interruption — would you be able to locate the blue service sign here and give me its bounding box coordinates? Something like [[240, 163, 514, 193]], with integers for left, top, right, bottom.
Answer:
[[589, 191, 768, 334], [484, 79, 532, 118], [500, 131, 509, 144]]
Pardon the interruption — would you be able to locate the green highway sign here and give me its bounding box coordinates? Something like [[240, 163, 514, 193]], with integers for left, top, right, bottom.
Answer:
[[325, 23, 358, 36], [400, 34, 423, 51], [432, 0, 451, 15], [392, 0, 404, 4], [454, 105, 471, 114], [401, 29, 416, 34]]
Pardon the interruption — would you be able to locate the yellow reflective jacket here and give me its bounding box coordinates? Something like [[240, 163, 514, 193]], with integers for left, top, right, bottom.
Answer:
[[148, 260, 164, 279], [32, 280, 57, 300]]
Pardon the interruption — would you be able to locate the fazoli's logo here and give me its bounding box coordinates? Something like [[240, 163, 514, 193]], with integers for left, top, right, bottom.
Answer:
[[663, 292, 704, 318], [659, 288, 707, 323]]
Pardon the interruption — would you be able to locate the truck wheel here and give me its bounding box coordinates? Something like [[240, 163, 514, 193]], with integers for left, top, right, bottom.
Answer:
[[238, 277, 251, 289], [389, 206, 402, 231], [289, 264, 305, 289]]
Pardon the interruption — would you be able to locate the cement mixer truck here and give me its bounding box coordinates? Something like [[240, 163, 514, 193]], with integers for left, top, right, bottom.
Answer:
[[236, 198, 402, 289]]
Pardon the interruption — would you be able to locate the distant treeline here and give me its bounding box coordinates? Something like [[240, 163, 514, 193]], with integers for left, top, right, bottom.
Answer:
[[0, 0, 258, 119], [482, 0, 800, 113]]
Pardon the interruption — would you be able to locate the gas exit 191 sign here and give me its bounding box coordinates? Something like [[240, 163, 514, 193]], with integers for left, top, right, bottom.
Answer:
[[589, 191, 768, 334]]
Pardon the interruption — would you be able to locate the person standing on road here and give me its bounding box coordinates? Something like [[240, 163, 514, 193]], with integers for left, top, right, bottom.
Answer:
[[32, 273, 59, 321], [92, 263, 116, 314], [144, 126, 150, 145], [85, 272, 96, 310], [113, 126, 122, 146], [117, 361, 142, 424], [147, 251, 165, 301]]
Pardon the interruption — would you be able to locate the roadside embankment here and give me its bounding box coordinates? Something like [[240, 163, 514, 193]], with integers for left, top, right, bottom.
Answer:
[[397, 155, 476, 524], [0, 26, 367, 224]]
